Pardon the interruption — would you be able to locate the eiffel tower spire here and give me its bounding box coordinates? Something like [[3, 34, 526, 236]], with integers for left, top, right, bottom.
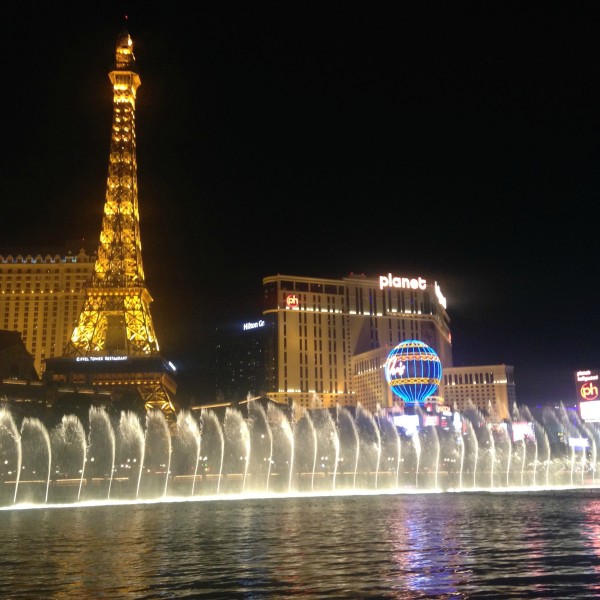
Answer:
[[48, 26, 177, 420], [65, 27, 156, 357]]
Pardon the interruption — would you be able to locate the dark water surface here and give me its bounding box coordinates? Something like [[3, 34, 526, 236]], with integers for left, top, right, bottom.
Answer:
[[1, 489, 600, 599]]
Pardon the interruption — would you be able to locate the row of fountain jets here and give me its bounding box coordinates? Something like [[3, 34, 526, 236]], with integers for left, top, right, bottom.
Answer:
[[0, 399, 597, 507]]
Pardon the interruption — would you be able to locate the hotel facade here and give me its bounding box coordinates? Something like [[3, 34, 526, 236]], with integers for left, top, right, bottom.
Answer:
[[260, 272, 453, 413], [0, 244, 95, 379], [442, 364, 516, 421]]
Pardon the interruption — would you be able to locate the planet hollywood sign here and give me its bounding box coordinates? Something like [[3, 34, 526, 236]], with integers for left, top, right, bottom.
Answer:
[[285, 294, 299, 309], [576, 370, 599, 383], [379, 273, 447, 309], [576, 369, 599, 401]]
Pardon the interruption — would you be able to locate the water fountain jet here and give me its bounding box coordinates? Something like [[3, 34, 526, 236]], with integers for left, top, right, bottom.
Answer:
[[0, 400, 597, 508]]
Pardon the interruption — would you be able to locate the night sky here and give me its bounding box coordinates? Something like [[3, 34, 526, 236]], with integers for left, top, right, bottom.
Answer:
[[1, 4, 599, 406]]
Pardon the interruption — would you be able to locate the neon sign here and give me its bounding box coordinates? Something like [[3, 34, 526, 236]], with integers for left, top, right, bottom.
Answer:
[[285, 294, 299, 309], [379, 274, 426, 291], [577, 370, 599, 382], [580, 381, 599, 401], [379, 273, 447, 308], [576, 369, 599, 401], [243, 320, 265, 331], [434, 282, 447, 309], [76, 356, 127, 362], [385, 340, 442, 405]]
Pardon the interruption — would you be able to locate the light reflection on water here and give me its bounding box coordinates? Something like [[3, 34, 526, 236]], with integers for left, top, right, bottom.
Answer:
[[0, 489, 599, 599]]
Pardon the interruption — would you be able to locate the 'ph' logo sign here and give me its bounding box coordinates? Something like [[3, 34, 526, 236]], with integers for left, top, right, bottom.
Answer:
[[580, 382, 599, 401], [286, 294, 299, 309]]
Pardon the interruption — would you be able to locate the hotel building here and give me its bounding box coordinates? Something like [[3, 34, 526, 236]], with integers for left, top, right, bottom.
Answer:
[[215, 317, 272, 402], [260, 272, 452, 413], [441, 364, 515, 420], [0, 243, 95, 379]]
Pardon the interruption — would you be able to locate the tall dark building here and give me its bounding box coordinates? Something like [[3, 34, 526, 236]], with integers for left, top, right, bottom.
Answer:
[[215, 316, 274, 402], [0, 330, 38, 381]]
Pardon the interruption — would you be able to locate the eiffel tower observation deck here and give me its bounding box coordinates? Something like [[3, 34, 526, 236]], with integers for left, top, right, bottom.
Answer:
[[44, 26, 177, 421]]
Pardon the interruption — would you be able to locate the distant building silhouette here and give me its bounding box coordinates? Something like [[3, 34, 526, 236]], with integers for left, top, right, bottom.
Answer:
[[0, 330, 38, 381]]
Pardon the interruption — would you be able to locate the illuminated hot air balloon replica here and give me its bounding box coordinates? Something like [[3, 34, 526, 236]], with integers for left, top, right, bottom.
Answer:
[[385, 339, 442, 405]]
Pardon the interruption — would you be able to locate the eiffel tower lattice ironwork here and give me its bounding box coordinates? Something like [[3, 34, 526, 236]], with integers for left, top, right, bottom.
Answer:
[[55, 27, 177, 420]]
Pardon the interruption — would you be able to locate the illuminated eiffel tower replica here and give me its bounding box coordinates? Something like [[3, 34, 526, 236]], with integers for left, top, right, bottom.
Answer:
[[44, 28, 177, 421]]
